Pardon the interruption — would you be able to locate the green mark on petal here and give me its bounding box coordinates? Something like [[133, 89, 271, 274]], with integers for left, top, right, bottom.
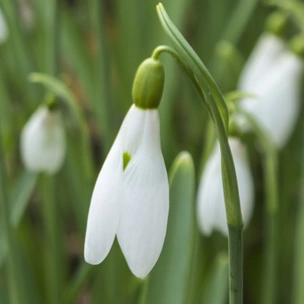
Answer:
[[123, 152, 131, 170]]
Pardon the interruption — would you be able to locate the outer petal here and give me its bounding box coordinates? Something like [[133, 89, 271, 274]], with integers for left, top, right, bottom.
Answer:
[[238, 33, 285, 92], [20, 107, 66, 174], [0, 8, 8, 44], [196, 138, 254, 237], [117, 109, 169, 278], [84, 105, 136, 264], [240, 52, 303, 148]]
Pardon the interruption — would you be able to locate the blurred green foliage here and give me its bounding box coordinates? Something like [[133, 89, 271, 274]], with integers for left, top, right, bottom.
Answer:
[[0, 0, 304, 303]]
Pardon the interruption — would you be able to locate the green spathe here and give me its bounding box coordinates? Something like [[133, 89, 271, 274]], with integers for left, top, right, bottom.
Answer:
[[132, 58, 165, 109]]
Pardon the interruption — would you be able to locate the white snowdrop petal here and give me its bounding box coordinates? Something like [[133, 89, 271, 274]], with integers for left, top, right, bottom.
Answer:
[[0, 8, 8, 43], [84, 167, 122, 264], [238, 33, 285, 92], [122, 105, 147, 155], [196, 138, 254, 236], [117, 110, 169, 278], [240, 52, 303, 148], [84, 105, 135, 264], [20, 107, 66, 174]]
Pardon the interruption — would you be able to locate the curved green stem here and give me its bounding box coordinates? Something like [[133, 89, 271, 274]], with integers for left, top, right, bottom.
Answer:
[[237, 107, 279, 304], [156, 4, 243, 303], [156, 4, 242, 226]]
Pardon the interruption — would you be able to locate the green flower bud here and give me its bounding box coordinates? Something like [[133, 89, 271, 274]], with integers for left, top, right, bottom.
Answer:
[[132, 58, 165, 109], [265, 11, 288, 37], [289, 35, 304, 58], [44, 94, 60, 111]]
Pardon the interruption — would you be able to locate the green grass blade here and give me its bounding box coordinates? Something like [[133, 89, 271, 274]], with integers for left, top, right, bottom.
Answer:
[[201, 252, 229, 304], [9, 171, 38, 227]]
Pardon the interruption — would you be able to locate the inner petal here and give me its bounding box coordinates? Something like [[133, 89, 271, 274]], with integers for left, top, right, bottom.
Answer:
[[123, 151, 131, 170]]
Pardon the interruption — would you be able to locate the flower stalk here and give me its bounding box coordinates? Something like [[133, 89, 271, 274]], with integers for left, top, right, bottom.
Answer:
[[156, 3, 243, 303]]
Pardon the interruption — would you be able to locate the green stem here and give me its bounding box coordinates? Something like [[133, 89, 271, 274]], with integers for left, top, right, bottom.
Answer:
[[156, 5, 242, 227], [41, 174, 62, 304], [0, 131, 21, 304], [261, 150, 278, 304], [228, 225, 243, 304], [292, 125, 304, 304], [237, 107, 278, 304], [155, 4, 244, 301]]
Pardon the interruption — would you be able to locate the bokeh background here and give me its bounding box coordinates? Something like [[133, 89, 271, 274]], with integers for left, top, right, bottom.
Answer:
[[0, 0, 304, 303]]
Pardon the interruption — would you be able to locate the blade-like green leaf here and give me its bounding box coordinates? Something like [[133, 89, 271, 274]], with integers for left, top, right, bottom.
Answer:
[[142, 151, 195, 304], [9, 171, 38, 228], [201, 252, 228, 304]]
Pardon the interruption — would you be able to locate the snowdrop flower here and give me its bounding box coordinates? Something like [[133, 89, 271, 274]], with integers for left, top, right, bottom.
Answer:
[[238, 33, 285, 92], [0, 7, 8, 43], [84, 58, 169, 278], [238, 33, 303, 148], [20, 104, 66, 174], [196, 137, 254, 237]]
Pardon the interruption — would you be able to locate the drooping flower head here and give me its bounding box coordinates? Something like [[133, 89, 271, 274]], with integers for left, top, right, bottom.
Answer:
[[84, 57, 169, 278], [196, 137, 254, 236], [20, 99, 66, 174], [237, 16, 303, 148]]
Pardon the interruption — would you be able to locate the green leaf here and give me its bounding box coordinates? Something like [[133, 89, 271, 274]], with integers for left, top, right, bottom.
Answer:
[[142, 151, 196, 304], [9, 171, 38, 228], [201, 252, 229, 304]]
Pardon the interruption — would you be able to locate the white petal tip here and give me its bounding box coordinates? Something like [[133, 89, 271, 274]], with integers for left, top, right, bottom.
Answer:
[[129, 263, 153, 279], [84, 247, 104, 265]]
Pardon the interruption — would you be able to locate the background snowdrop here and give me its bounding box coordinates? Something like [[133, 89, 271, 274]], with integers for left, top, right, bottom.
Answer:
[[2, 2, 304, 303], [0, 7, 8, 43], [238, 33, 303, 148], [196, 137, 254, 236], [20, 105, 66, 174]]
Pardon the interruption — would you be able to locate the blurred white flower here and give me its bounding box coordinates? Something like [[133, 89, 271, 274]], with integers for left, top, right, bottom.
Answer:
[[238, 33, 285, 91], [0, 7, 8, 43], [20, 106, 66, 174], [84, 104, 169, 279], [238, 33, 303, 148], [196, 138, 254, 237]]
